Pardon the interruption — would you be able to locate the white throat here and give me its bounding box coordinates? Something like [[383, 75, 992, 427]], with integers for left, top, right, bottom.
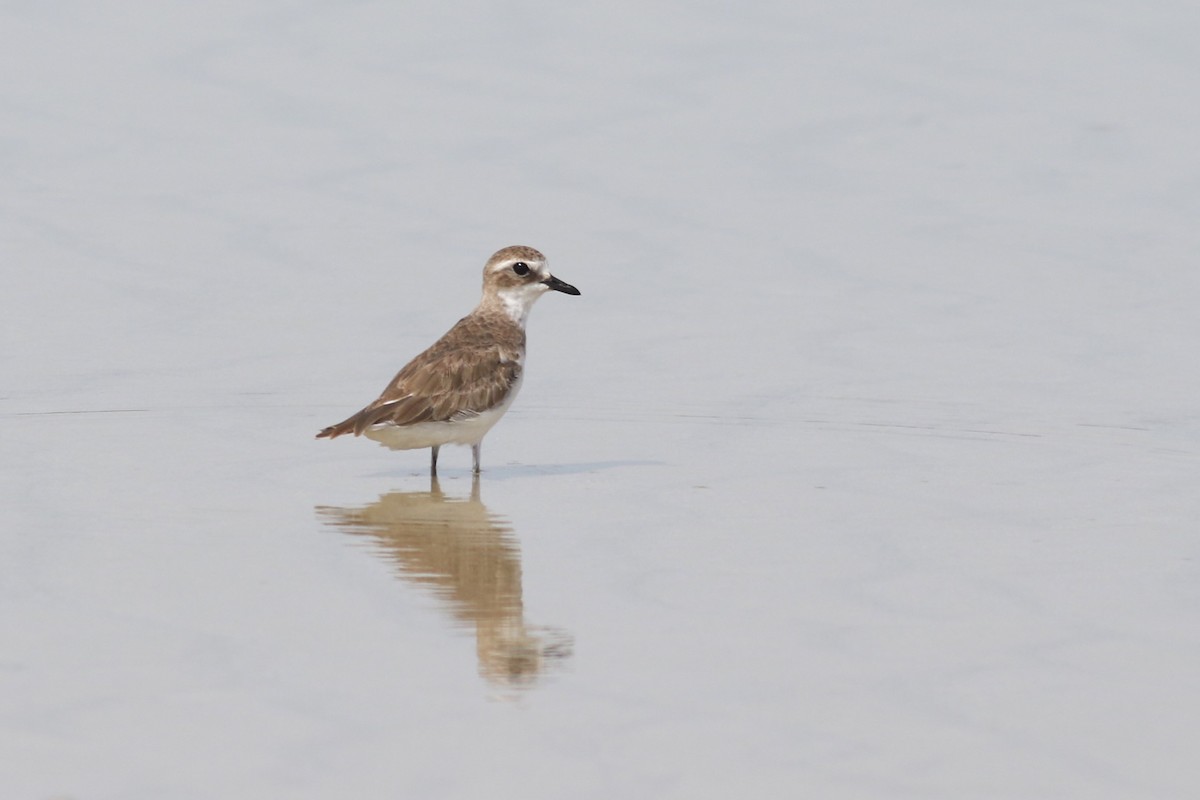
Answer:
[[497, 285, 546, 327]]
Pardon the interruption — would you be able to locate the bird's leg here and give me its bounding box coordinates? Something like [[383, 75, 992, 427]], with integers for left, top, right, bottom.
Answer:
[[471, 443, 481, 475], [430, 445, 440, 477]]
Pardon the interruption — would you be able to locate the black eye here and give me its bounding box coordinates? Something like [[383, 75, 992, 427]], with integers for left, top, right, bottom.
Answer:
[[512, 262, 530, 276]]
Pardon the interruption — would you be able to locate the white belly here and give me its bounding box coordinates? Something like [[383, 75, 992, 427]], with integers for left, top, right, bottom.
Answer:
[[362, 382, 521, 451]]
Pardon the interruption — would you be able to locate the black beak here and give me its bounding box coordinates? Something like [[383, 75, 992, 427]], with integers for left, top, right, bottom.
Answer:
[[542, 274, 581, 295]]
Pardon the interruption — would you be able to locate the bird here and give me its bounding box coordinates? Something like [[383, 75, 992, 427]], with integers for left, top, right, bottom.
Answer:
[[316, 245, 580, 475]]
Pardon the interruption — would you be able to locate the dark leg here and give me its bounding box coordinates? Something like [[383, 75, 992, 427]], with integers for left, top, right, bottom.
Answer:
[[471, 443, 481, 474], [430, 445, 440, 476]]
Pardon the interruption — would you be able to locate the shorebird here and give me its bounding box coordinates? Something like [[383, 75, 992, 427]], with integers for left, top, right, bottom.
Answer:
[[316, 245, 579, 474]]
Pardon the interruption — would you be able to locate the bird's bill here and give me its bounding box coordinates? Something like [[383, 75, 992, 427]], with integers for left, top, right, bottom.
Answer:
[[542, 274, 581, 295]]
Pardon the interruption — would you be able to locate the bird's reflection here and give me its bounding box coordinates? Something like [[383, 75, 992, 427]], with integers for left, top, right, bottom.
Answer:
[[317, 476, 572, 690]]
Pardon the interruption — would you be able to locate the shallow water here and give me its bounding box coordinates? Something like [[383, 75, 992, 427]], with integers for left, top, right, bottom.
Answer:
[[4, 3, 1200, 798], [318, 478, 575, 691]]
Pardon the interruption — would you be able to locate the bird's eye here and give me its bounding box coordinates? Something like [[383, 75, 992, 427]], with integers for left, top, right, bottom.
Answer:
[[512, 262, 530, 276]]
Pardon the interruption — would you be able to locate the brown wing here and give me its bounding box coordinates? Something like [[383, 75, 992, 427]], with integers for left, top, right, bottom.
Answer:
[[316, 314, 524, 439]]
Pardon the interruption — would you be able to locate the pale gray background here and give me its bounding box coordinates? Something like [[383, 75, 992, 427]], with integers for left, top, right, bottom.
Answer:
[[3, 2, 1199, 798]]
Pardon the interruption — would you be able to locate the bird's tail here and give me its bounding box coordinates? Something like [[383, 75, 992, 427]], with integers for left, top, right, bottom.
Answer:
[[315, 418, 357, 439]]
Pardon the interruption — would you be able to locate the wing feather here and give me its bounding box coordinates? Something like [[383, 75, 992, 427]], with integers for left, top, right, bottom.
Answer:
[[316, 313, 524, 439]]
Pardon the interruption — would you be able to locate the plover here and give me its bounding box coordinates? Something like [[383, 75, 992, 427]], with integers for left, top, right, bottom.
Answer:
[[316, 245, 580, 474]]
